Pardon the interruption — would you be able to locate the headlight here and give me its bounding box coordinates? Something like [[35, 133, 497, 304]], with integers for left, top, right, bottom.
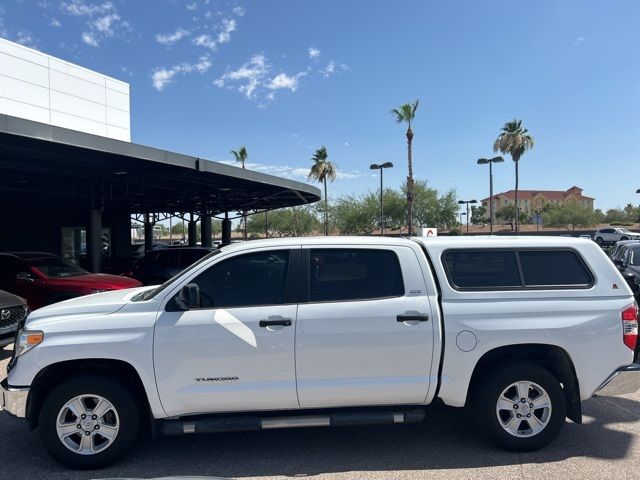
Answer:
[[14, 330, 44, 357]]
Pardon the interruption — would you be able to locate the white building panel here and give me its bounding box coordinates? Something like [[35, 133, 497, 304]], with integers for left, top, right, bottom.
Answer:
[[0, 96, 49, 124], [50, 90, 107, 124], [0, 75, 49, 108], [51, 110, 107, 137], [106, 106, 130, 130], [0, 38, 130, 141], [106, 88, 129, 112], [49, 69, 106, 104], [0, 52, 49, 87]]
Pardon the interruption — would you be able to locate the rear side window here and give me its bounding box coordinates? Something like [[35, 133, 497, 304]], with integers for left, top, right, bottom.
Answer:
[[443, 249, 594, 290], [519, 251, 593, 286], [308, 249, 404, 302], [443, 250, 521, 289]]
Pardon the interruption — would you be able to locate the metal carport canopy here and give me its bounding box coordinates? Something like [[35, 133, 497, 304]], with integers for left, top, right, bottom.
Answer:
[[0, 114, 321, 216]]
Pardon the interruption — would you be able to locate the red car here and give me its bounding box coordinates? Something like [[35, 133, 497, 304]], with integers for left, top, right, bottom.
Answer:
[[0, 252, 141, 310]]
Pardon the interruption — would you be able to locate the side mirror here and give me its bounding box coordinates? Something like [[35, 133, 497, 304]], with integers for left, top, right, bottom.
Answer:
[[15, 271, 34, 282], [175, 283, 200, 310]]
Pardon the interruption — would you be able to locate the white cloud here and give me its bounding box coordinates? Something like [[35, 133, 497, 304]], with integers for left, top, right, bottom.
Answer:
[[186, 3, 197, 10], [193, 34, 216, 50], [320, 59, 348, 78], [156, 28, 190, 46], [60, 0, 129, 47], [344, 142, 349, 147], [15, 31, 37, 48], [152, 55, 212, 91], [49, 18, 62, 27], [232, 6, 245, 16], [268, 72, 306, 91], [573, 36, 585, 46], [81, 31, 98, 46], [218, 160, 363, 181], [308, 47, 320, 58], [215, 54, 270, 99], [217, 18, 236, 44]]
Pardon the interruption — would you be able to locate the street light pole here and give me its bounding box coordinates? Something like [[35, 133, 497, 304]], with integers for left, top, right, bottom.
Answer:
[[370, 162, 394, 236], [458, 199, 478, 235], [477, 156, 504, 235], [534, 209, 540, 234]]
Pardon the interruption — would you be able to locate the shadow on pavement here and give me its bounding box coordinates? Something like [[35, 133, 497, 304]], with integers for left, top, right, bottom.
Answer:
[[2, 396, 639, 479]]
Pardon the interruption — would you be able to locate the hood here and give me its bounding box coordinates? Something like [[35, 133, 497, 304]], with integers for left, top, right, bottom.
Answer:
[[0, 289, 26, 308], [44, 273, 142, 289], [26, 285, 154, 328]]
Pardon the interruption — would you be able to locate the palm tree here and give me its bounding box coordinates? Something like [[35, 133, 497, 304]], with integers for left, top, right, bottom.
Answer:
[[308, 146, 337, 236], [493, 119, 535, 234], [391, 100, 419, 235], [230, 146, 249, 239]]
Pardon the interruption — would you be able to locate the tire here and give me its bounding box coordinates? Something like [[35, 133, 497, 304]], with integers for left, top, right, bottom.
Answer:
[[38, 376, 140, 469], [621, 237, 629, 241], [475, 363, 566, 452], [595, 237, 603, 245]]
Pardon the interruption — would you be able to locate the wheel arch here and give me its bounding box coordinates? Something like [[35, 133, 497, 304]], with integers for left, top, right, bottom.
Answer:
[[466, 343, 582, 424], [27, 358, 151, 430]]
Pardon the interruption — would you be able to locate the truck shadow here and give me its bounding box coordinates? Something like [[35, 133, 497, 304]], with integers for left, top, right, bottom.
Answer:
[[5, 396, 640, 479]]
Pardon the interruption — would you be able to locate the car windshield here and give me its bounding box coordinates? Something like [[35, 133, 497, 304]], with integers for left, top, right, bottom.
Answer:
[[618, 229, 632, 234], [29, 257, 89, 278], [132, 249, 221, 301]]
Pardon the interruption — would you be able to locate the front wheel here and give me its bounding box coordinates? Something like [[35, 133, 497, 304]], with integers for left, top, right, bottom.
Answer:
[[38, 376, 140, 469], [621, 237, 629, 241], [475, 364, 567, 451], [595, 237, 604, 245]]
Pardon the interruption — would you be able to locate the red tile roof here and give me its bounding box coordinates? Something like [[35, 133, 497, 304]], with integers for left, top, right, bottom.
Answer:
[[482, 187, 594, 202]]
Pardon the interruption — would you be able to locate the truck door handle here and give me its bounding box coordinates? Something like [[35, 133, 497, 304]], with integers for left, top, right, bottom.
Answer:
[[397, 314, 429, 322], [259, 317, 292, 327]]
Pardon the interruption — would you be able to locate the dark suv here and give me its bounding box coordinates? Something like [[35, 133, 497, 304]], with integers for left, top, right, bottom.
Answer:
[[0, 290, 28, 348], [126, 247, 217, 285]]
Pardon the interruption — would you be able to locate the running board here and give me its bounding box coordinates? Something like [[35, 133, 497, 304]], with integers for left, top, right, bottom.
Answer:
[[161, 409, 426, 436]]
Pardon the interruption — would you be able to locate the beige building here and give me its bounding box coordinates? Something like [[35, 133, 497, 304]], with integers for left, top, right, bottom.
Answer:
[[481, 186, 595, 218]]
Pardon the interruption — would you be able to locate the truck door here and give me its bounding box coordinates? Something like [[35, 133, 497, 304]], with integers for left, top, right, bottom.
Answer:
[[154, 248, 300, 417], [295, 245, 436, 408]]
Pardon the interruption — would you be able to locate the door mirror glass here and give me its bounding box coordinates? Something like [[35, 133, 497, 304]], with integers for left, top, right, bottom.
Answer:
[[175, 283, 200, 310]]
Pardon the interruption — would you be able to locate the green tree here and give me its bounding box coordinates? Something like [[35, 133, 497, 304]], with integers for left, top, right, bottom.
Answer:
[[409, 180, 458, 230], [230, 146, 249, 239], [543, 204, 598, 231], [470, 205, 487, 225], [308, 146, 337, 236], [171, 222, 186, 235], [269, 205, 320, 237], [593, 209, 606, 224], [333, 194, 377, 235], [493, 119, 535, 234], [391, 99, 419, 235], [496, 205, 529, 231], [363, 188, 406, 232]]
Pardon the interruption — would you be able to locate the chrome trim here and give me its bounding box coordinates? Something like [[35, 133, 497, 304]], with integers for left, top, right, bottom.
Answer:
[[594, 364, 640, 396], [1, 379, 29, 418]]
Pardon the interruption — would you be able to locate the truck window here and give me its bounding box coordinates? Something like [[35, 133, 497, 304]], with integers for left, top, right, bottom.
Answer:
[[308, 249, 404, 302], [519, 250, 593, 286], [191, 250, 290, 308], [443, 250, 521, 289]]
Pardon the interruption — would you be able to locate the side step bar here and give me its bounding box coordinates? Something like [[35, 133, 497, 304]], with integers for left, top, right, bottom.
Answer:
[[161, 409, 426, 436]]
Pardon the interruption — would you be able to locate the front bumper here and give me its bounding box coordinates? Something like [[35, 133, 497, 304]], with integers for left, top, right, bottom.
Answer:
[[594, 364, 640, 396], [0, 379, 28, 418]]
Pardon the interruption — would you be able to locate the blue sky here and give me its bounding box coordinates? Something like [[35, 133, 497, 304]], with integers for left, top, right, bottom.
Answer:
[[2, 0, 639, 211]]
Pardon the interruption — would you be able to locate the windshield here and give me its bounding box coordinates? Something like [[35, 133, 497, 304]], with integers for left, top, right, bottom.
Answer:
[[29, 257, 88, 278], [132, 249, 221, 301], [618, 229, 632, 234]]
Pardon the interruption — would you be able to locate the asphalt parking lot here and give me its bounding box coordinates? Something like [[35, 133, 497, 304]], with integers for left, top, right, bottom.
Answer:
[[1, 346, 640, 480]]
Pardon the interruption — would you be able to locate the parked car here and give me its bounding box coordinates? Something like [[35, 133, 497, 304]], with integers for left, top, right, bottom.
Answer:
[[578, 234, 592, 240], [594, 228, 640, 246], [130, 242, 169, 259], [0, 252, 142, 310], [610, 239, 640, 263], [126, 247, 217, 285], [0, 290, 28, 348], [2, 236, 639, 469]]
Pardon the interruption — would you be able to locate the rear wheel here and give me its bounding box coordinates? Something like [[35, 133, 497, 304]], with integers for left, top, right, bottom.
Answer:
[[621, 236, 629, 241], [38, 376, 139, 469], [475, 363, 566, 451], [595, 237, 604, 245]]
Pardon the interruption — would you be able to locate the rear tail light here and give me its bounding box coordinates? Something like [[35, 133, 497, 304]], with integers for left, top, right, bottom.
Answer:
[[622, 303, 639, 350]]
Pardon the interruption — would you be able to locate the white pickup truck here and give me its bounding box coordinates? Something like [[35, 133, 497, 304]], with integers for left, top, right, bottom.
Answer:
[[2, 236, 640, 469]]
